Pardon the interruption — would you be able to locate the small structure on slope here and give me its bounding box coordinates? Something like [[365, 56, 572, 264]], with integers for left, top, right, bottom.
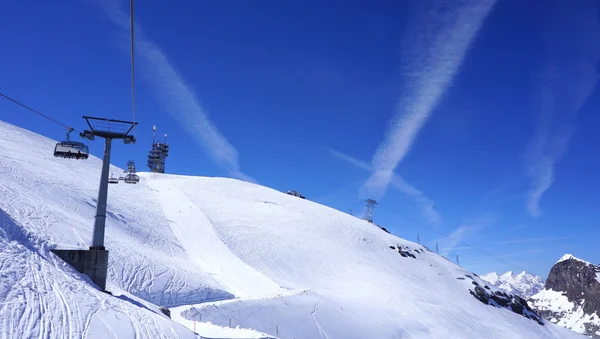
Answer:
[[363, 199, 377, 223], [286, 190, 305, 199]]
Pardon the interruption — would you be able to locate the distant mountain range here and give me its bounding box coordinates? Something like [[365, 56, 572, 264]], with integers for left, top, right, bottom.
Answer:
[[481, 270, 544, 299]]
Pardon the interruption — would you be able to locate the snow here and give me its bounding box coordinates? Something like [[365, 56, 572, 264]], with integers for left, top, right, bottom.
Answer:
[[0, 120, 588, 338], [530, 289, 600, 337], [481, 270, 544, 299], [482, 272, 499, 284], [556, 253, 593, 266]]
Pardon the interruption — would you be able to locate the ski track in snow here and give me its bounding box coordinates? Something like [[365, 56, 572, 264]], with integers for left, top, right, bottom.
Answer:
[[0, 120, 589, 338]]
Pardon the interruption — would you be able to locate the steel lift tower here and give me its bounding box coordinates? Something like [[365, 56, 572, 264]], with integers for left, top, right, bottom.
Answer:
[[363, 199, 378, 223], [52, 116, 137, 291]]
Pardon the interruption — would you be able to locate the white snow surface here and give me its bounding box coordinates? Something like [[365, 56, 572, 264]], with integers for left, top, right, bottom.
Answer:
[[482, 270, 544, 299], [557, 253, 593, 266], [530, 289, 600, 336], [0, 120, 587, 338]]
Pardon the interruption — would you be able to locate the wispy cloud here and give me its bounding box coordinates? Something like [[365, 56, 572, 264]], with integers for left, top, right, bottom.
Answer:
[[328, 148, 441, 225], [499, 236, 569, 244], [434, 216, 495, 257], [526, 0, 600, 217], [97, 0, 254, 182], [362, 0, 496, 199]]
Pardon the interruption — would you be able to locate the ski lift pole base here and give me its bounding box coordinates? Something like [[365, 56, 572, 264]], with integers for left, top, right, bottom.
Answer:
[[51, 249, 109, 291]]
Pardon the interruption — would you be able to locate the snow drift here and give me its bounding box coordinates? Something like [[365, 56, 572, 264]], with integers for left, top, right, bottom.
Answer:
[[0, 120, 586, 338]]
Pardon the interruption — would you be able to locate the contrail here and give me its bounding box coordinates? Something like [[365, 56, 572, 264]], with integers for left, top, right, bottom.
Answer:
[[328, 148, 441, 225], [97, 0, 254, 182], [526, 0, 600, 217], [363, 0, 496, 199], [500, 236, 569, 245]]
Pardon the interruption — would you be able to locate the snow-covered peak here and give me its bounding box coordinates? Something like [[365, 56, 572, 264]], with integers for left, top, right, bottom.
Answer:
[[556, 253, 592, 265], [482, 272, 499, 284], [482, 270, 544, 299]]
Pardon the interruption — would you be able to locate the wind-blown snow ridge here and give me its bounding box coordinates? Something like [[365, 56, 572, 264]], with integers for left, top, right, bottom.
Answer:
[[0, 120, 587, 339]]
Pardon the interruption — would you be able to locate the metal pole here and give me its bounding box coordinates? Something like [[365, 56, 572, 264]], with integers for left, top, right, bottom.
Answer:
[[91, 138, 112, 249]]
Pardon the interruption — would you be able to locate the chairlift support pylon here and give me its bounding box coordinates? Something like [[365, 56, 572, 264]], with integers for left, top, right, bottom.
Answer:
[[54, 128, 89, 160], [80, 116, 137, 250]]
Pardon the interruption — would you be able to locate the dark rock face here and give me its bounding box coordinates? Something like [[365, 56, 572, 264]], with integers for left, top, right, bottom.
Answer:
[[529, 255, 600, 338], [466, 275, 544, 325], [389, 245, 424, 259], [545, 257, 600, 315]]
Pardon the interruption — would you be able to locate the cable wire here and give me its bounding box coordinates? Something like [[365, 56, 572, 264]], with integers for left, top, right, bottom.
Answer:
[[129, 0, 136, 142], [0, 92, 73, 131]]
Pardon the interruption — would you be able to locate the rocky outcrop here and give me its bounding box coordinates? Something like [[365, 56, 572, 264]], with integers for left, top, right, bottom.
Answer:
[[529, 254, 600, 338], [389, 245, 425, 258], [465, 274, 544, 325], [545, 255, 600, 315]]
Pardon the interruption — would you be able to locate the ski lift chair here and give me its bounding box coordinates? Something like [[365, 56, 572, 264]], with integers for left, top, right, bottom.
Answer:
[[123, 174, 139, 184], [108, 175, 119, 184], [54, 128, 89, 160]]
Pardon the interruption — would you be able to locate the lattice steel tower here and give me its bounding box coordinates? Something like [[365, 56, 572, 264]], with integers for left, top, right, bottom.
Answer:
[[363, 199, 378, 223], [147, 125, 169, 173]]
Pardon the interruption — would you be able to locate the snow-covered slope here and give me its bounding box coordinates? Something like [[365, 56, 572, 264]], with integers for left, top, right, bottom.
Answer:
[[482, 271, 544, 299], [0, 120, 586, 338], [530, 254, 600, 338]]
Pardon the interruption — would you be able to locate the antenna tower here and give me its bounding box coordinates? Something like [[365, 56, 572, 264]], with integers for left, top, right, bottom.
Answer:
[[147, 125, 169, 173]]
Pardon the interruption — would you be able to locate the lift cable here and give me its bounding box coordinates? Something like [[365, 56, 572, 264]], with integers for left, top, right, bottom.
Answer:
[[0, 92, 75, 132], [129, 0, 136, 141]]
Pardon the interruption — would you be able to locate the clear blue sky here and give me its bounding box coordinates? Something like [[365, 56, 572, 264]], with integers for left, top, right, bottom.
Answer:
[[1, 0, 599, 278]]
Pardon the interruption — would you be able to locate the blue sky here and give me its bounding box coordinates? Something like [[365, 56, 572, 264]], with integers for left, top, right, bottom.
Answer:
[[1, 0, 599, 278]]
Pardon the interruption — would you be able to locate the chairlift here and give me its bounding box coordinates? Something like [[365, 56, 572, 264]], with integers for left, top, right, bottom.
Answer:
[[54, 128, 89, 160], [108, 174, 119, 184], [123, 160, 140, 184], [123, 174, 139, 184]]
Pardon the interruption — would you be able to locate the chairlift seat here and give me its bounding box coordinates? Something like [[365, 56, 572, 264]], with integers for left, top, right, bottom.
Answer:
[[108, 177, 119, 184], [123, 174, 139, 184], [54, 141, 89, 160]]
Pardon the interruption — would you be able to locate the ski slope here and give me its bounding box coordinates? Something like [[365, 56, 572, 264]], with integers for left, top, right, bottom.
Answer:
[[0, 120, 586, 338]]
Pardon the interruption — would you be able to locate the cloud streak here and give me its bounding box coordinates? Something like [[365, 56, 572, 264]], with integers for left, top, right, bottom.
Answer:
[[499, 236, 569, 244], [434, 216, 495, 257], [97, 0, 253, 182], [526, 0, 600, 217], [363, 0, 496, 199], [328, 148, 441, 225]]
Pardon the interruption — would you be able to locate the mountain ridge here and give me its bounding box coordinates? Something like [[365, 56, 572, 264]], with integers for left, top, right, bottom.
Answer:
[[0, 120, 586, 338], [482, 270, 544, 299]]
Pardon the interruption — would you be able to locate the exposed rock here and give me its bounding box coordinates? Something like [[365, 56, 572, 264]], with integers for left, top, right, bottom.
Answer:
[[529, 254, 600, 338], [545, 255, 600, 315], [467, 276, 544, 325], [389, 245, 424, 259]]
